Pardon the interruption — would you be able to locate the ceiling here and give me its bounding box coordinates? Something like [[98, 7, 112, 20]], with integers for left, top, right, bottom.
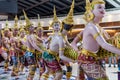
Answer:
[[8, 0, 120, 19]]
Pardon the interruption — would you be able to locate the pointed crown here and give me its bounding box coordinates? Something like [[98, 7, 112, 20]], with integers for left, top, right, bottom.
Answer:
[[87, 0, 105, 9], [19, 19, 25, 33], [37, 14, 43, 31], [83, 0, 105, 22], [4, 20, 9, 31], [91, 0, 105, 6], [62, 0, 74, 25], [23, 10, 32, 28], [85, 0, 92, 11], [14, 15, 18, 29], [1, 30, 4, 37], [20, 28, 24, 33], [50, 6, 61, 27]]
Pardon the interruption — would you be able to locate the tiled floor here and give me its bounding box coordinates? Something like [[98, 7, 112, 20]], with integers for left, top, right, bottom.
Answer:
[[0, 62, 118, 80]]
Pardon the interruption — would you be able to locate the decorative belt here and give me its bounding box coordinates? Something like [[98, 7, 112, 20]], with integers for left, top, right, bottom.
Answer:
[[2, 47, 8, 51], [21, 45, 27, 51], [47, 49, 60, 61], [81, 48, 98, 60], [27, 48, 35, 53]]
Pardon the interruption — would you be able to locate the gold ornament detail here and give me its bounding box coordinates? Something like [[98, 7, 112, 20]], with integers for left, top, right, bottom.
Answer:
[[37, 14, 43, 31], [83, 0, 105, 22], [62, 0, 74, 25], [19, 19, 25, 33], [50, 6, 61, 28], [91, 0, 105, 8], [114, 32, 120, 49], [23, 10, 32, 29], [14, 15, 18, 29], [83, 0, 94, 22], [4, 20, 9, 31]]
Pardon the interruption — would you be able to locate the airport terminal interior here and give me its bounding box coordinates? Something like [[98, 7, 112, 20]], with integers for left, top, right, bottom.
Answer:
[[0, 0, 120, 80]]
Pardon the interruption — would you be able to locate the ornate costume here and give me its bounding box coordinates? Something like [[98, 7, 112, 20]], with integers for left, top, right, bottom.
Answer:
[[94, 24, 116, 59], [63, 36, 78, 60], [78, 49, 108, 80], [18, 25, 27, 72], [42, 50, 62, 72], [61, 0, 77, 79], [114, 32, 120, 78], [41, 7, 62, 79], [77, 0, 109, 80], [36, 14, 46, 77], [10, 15, 19, 76], [23, 10, 37, 79], [1, 23, 10, 71]]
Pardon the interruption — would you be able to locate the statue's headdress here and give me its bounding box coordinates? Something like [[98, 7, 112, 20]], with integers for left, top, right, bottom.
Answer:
[[19, 19, 25, 33], [62, 0, 74, 31], [91, 0, 105, 8], [4, 20, 9, 31], [23, 10, 32, 29], [62, 0, 74, 25], [37, 14, 43, 31], [13, 15, 18, 29], [50, 6, 61, 28], [83, 0, 105, 22], [2, 20, 9, 37]]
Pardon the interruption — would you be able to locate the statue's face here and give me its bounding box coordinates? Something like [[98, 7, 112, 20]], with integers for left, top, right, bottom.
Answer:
[[4, 30, 9, 37], [53, 22, 61, 32], [13, 28, 18, 35], [92, 4, 105, 19], [20, 31, 25, 37], [8, 31, 12, 37], [29, 26, 34, 33], [38, 29, 43, 37]]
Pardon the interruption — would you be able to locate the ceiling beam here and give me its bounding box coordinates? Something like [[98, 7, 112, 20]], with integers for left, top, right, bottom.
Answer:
[[35, 6, 48, 13], [18, 0, 32, 6], [106, 0, 120, 7], [41, 5, 52, 11], [28, 11, 37, 16], [78, 6, 84, 11], [27, 13, 35, 17], [25, 0, 49, 11], [66, 0, 72, 3], [114, 0, 120, 5], [54, 0, 68, 7], [57, 1, 85, 12], [47, 2, 60, 10], [45, 1, 85, 16], [30, 9, 45, 16], [18, 5, 24, 10], [18, 2, 28, 8], [33, 8, 45, 14], [28, 0, 38, 4], [27, 14, 33, 17], [18, 0, 49, 14]]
